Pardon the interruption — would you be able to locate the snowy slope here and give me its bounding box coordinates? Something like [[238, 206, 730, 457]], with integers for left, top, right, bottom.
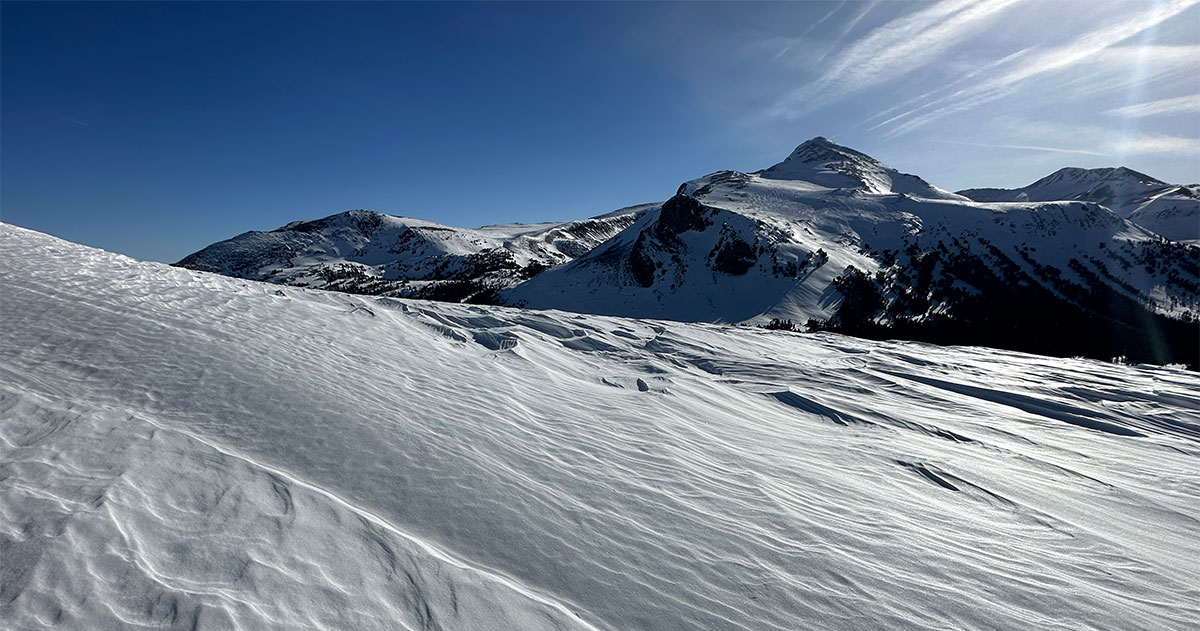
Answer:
[[4, 223, 1200, 631], [959, 167, 1200, 241], [505, 140, 1199, 367], [1123, 185, 1200, 243], [176, 207, 646, 300]]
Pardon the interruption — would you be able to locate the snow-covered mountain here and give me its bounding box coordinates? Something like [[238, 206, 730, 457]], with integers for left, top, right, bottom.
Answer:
[[506, 139, 1199, 367], [177, 207, 647, 302], [178, 138, 1199, 367], [958, 167, 1200, 241], [4, 223, 1200, 630]]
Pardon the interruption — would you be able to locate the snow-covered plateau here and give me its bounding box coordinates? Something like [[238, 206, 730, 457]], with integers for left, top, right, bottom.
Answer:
[[3, 223, 1199, 630]]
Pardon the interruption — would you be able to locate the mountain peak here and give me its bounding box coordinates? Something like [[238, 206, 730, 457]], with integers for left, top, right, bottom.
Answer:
[[1037, 166, 1167, 189], [762, 137, 884, 185], [782, 136, 872, 164], [760, 136, 958, 199], [800, 135, 835, 146]]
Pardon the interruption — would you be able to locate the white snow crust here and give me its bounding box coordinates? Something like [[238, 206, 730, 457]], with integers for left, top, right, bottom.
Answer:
[[3, 223, 1199, 630]]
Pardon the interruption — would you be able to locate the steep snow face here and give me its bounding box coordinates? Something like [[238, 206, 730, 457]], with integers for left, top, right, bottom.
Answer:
[[3, 224, 1200, 631], [959, 167, 1199, 241], [761, 137, 963, 200], [176, 207, 645, 299]]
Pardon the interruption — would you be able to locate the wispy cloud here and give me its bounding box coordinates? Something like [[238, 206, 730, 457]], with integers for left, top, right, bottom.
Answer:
[[862, 47, 1038, 133], [1109, 134, 1200, 155], [979, 0, 1197, 90], [1106, 94, 1200, 118], [874, 0, 1200, 138], [880, 45, 1200, 140], [933, 139, 1107, 157], [1026, 45, 1200, 101], [769, 2, 843, 64], [977, 116, 1200, 158], [812, 0, 879, 66], [772, 0, 1026, 118], [881, 88, 1007, 139], [60, 115, 90, 127]]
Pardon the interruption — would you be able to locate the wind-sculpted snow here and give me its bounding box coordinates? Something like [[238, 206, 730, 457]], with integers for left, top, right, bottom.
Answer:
[[3, 224, 1199, 630]]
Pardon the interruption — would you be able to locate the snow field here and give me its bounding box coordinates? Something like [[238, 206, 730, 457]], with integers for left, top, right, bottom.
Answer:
[[2, 223, 1199, 630]]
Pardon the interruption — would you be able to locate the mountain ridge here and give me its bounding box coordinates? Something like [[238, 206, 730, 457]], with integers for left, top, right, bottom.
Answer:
[[177, 206, 649, 302], [176, 137, 1200, 367], [958, 165, 1199, 241]]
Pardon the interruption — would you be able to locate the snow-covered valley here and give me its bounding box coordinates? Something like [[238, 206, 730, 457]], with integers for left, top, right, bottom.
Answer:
[[3, 223, 1199, 630]]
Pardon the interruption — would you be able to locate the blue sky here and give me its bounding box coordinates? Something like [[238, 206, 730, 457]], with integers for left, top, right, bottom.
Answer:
[[3, 1, 1198, 262]]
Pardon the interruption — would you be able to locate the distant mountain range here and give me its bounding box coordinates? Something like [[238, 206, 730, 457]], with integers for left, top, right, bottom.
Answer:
[[958, 166, 1198, 242], [177, 207, 648, 303], [177, 138, 1200, 367]]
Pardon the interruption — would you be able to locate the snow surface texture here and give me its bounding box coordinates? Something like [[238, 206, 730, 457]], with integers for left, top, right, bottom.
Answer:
[[959, 167, 1200, 242], [3, 223, 1200, 630]]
